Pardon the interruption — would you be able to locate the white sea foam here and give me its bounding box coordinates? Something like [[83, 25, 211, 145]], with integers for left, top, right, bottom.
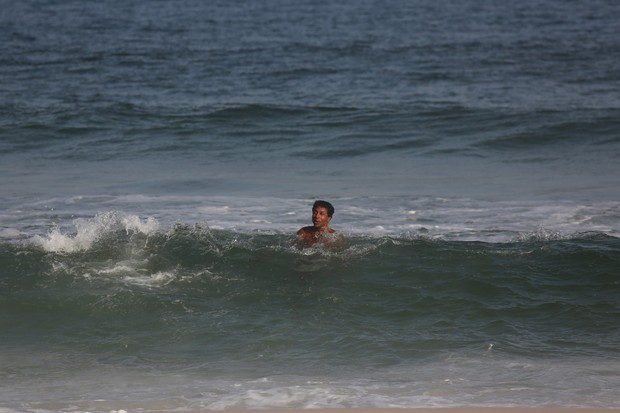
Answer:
[[32, 211, 160, 253], [0, 228, 22, 239], [203, 376, 465, 410], [14, 196, 620, 250], [122, 271, 177, 287]]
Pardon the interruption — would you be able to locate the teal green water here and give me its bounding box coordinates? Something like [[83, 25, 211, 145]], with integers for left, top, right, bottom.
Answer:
[[2, 0, 620, 410], [2, 225, 619, 410]]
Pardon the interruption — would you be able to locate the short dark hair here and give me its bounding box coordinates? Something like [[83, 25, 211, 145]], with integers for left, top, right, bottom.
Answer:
[[313, 200, 335, 217]]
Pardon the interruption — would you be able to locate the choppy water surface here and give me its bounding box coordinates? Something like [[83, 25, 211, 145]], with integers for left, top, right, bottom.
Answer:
[[1, 0, 619, 411]]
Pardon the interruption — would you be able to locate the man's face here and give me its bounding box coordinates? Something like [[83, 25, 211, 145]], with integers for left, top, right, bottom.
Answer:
[[312, 206, 332, 229]]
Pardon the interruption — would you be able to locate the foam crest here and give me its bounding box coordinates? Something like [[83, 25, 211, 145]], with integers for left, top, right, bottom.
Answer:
[[0, 228, 22, 239], [204, 378, 456, 410], [122, 271, 177, 287], [514, 228, 568, 243], [33, 211, 160, 253]]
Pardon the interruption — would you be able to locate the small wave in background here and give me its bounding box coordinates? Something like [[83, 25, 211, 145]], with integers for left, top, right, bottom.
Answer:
[[1, 0, 619, 411]]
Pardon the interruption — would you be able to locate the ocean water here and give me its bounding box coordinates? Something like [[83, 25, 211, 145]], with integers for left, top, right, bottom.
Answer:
[[1, 0, 620, 411]]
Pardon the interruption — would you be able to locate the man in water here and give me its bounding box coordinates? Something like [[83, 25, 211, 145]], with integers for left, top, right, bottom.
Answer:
[[297, 200, 343, 248]]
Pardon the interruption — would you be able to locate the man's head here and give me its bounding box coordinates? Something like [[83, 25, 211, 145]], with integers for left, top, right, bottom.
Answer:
[[313, 200, 334, 217], [311, 200, 334, 230]]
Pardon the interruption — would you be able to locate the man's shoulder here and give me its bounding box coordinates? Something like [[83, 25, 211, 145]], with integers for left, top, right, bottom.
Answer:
[[297, 226, 315, 235]]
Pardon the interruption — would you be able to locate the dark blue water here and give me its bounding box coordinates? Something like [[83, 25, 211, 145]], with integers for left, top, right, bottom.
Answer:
[[2, 0, 619, 199], [1, 1, 619, 411]]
